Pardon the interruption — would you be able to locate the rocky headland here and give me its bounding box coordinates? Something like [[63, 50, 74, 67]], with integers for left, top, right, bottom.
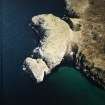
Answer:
[[23, 14, 80, 82], [23, 0, 105, 89]]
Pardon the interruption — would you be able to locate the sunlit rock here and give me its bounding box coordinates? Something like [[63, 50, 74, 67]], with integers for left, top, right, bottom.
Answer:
[[23, 14, 79, 82], [24, 57, 49, 82]]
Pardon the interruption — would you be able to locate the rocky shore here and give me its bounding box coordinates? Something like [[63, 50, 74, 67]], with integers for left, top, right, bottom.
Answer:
[[64, 0, 105, 89], [71, 51, 105, 89], [23, 0, 105, 89]]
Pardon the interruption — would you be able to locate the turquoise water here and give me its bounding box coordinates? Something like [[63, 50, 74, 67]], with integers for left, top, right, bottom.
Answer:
[[44, 67, 105, 105]]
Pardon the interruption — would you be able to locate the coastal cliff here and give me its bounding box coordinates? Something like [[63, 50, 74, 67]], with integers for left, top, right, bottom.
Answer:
[[23, 0, 105, 88], [23, 14, 80, 82]]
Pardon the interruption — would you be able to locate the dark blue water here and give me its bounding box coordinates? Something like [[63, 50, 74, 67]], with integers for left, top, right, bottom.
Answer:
[[2, 0, 105, 105]]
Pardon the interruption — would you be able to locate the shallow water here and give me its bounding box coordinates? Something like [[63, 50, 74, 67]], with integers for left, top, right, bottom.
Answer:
[[2, 0, 105, 105]]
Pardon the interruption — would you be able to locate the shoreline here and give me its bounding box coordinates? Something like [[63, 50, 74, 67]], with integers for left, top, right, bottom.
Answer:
[[72, 53, 105, 90]]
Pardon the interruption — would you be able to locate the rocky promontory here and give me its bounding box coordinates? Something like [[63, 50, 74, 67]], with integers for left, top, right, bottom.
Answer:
[[23, 0, 105, 88], [23, 14, 80, 82]]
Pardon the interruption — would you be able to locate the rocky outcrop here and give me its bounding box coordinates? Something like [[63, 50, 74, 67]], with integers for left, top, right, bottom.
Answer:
[[23, 14, 80, 82], [23, 0, 105, 88], [23, 57, 49, 82]]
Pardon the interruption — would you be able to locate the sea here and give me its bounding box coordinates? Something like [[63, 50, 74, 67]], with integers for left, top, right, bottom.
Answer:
[[2, 0, 105, 105]]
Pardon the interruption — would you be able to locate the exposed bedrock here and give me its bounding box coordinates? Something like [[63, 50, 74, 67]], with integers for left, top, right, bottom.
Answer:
[[23, 14, 81, 82]]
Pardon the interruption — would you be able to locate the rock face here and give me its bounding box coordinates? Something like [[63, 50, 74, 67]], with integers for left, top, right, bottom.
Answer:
[[23, 14, 79, 82]]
